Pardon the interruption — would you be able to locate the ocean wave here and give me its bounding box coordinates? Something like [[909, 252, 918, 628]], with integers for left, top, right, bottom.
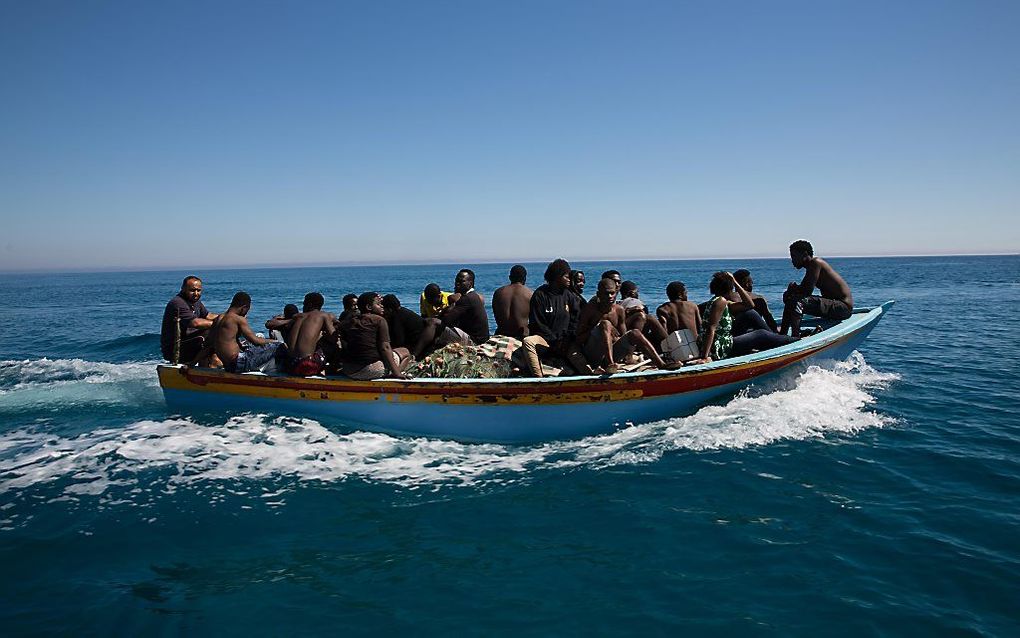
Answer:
[[0, 353, 898, 499], [76, 333, 162, 361]]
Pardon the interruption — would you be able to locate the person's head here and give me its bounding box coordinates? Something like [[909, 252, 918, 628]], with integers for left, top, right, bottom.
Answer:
[[569, 270, 585, 294], [666, 281, 687, 302], [229, 291, 252, 315], [342, 293, 358, 311], [455, 269, 475, 294], [709, 272, 734, 297], [381, 294, 401, 317], [303, 292, 325, 312], [180, 276, 203, 304], [358, 291, 384, 315], [283, 303, 299, 319], [733, 269, 752, 291], [509, 264, 527, 285], [544, 258, 572, 290], [789, 240, 813, 268], [601, 270, 622, 285], [596, 277, 620, 305], [423, 283, 443, 306], [620, 280, 638, 299]]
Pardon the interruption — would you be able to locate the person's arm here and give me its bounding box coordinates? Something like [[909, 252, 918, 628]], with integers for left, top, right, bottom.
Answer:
[[728, 272, 756, 309], [375, 319, 407, 379], [440, 296, 467, 328], [237, 317, 269, 345], [574, 303, 597, 345], [612, 306, 628, 337], [792, 260, 820, 296], [265, 315, 292, 331], [757, 298, 779, 332], [698, 298, 726, 360], [188, 317, 215, 330], [656, 304, 670, 331]]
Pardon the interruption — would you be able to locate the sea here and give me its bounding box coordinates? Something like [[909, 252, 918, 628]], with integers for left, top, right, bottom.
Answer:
[[1, 255, 1018, 635]]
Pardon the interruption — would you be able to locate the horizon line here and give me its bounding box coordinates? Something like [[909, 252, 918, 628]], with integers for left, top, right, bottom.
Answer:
[[1, 250, 1017, 276]]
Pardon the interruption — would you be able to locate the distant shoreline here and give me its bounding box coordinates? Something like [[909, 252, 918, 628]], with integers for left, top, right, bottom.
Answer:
[[2, 252, 1016, 276]]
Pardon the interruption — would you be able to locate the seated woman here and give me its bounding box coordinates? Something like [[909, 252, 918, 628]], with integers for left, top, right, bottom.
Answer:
[[340, 292, 413, 380], [695, 272, 798, 363]]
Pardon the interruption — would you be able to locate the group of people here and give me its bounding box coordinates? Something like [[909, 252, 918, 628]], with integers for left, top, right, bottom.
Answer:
[[159, 240, 854, 380]]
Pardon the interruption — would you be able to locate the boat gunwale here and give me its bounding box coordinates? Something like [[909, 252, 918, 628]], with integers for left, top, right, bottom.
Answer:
[[158, 302, 893, 392]]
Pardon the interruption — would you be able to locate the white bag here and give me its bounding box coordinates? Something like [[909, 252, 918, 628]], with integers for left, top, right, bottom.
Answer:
[[661, 329, 700, 363]]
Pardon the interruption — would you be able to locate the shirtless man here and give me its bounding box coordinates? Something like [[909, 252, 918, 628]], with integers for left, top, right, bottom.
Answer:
[[780, 240, 854, 337], [575, 278, 679, 374], [284, 292, 337, 376], [209, 292, 281, 373], [492, 264, 533, 340], [656, 281, 701, 335]]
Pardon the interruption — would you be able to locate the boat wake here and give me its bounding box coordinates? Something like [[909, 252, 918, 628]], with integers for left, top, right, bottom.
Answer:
[[0, 353, 899, 517], [0, 358, 162, 411]]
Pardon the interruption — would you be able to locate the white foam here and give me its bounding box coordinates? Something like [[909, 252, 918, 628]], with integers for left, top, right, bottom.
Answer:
[[0, 358, 161, 411], [0, 352, 898, 497], [0, 358, 159, 391]]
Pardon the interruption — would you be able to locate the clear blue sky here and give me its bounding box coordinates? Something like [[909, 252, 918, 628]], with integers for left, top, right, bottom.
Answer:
[[1, 0, 1018, 271]]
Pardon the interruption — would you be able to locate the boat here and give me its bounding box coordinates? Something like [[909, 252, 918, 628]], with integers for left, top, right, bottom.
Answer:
[[158, 301, 894, 443]]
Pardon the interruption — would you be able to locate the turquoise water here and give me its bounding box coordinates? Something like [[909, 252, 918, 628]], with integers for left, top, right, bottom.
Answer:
[[1, 256, 1018, 634]]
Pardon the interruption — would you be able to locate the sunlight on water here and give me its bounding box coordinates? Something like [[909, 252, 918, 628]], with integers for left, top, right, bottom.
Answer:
[[0, 353, 898, 504]]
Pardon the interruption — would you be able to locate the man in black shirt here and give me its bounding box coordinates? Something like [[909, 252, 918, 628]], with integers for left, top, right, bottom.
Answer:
[[381, 293, 444, 360], [437, 269, 490, 346], [160, 276, 218, 363], [521, 258, 582, 377]]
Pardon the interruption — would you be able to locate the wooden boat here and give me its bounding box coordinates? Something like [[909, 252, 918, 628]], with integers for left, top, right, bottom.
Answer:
[[158, 301, 894, 443]]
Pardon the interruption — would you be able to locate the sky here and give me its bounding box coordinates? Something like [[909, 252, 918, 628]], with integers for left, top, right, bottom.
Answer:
[[1, 0, 1018, 272]]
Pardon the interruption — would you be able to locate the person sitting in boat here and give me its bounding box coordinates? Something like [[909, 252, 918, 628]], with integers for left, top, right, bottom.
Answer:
[[620, 280, 669, 352], [569, 270, 587, 307], [341, 292, 412, 380], [381, 294, 441, 359], [694, 272, 797, 363], [601, 269, 622, 288], [520, 259, 583, 377], [284, 292, 337, 377], [780, 240, 854, 337], [208, 292, 283, 373], [419, 283, 459, 319], [492, 265, 533, 340], [338, 294, 360, 324], [160, 275, 219, 364], [265, 303, 299, 342], [576, 278, 680, 374], [656, 281, 701, 335], [434, 269, 490, 347], [731, 269, 779, 333]]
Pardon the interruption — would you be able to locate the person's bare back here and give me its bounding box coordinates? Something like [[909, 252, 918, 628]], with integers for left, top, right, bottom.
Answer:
[[210, 313, 265, 366], [492, 283, 533, 339], [286, 310, 335, 358], [810, 257, 853, 307], [657, 300, 701, 335]]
